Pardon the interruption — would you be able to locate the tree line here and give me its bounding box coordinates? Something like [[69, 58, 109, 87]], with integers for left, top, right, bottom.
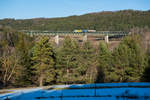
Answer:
[[0, 10, 150, 31], [0, 27, 150, 88]]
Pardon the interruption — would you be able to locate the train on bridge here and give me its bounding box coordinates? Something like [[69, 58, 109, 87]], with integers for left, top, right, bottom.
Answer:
[[73, 29, 96, 33]]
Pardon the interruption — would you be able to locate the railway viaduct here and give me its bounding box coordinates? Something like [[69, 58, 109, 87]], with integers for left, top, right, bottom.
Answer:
[[23, 31, 130, 45]]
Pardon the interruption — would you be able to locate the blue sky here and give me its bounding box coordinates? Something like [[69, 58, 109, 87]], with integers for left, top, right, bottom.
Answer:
[[0, 0, 150, 19]]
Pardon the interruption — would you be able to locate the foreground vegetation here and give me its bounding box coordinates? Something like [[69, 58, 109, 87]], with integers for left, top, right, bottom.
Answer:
[[0, 26, 150, 88]]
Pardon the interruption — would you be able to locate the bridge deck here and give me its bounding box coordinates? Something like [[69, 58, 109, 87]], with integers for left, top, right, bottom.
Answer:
[[22, 31, 130, 36]]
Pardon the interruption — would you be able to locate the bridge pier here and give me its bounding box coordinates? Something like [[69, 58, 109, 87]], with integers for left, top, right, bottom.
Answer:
[[30, 34, 33, 37], [83, 34, 87, 42], [105, 35, 109, 43], [54, 35, 59, 45]]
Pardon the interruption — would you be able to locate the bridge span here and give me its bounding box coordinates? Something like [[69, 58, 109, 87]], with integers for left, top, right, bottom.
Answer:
[[23, 30, 130, 45], [23, 30, 129, 36]]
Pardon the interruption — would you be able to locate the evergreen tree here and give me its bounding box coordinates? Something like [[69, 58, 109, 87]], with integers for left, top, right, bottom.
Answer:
[[80, 41, 97, 83], [14, 34, 34, 86], [97, 42, 112, 82], [112, 35, 147, 82], [32, 37, 56, 86], [140, 45, 150, 82], [56, 36, 80, 84], [112, 43, 130, 82]]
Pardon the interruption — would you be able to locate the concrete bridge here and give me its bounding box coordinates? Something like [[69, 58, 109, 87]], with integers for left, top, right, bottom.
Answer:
[[23, 30, 130, 45]]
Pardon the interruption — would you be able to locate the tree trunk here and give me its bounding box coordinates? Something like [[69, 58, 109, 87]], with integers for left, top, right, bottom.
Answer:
[[39, 74, 43, 87]]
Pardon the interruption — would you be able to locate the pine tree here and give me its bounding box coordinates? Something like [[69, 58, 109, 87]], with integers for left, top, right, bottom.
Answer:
[[112, 35, 147, 82], [32, 37, 56, 86], [14, 34, 34, 86], [112, 43, 130, 82], [80, 41, 97, 83], [56, 36, 80, 84], [141, 46, 150, 82], [97, 42, 112, 82]]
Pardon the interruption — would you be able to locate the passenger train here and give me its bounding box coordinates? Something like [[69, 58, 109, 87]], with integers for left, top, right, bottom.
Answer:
[[73, 30, 96, 33]]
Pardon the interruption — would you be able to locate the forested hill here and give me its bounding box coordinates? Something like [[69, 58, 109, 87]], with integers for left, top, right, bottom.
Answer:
[[0, 10, 150, 31]]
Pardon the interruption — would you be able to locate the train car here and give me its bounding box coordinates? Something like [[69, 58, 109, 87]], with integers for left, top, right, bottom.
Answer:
[[88, 30, 96, 32], [73, 29, 82, 33], [73, 29, 96, 33], [82, 30, 88, 33]]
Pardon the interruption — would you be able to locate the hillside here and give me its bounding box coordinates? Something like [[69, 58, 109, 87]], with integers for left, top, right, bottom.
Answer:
[[0, 10, 150, 31]]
